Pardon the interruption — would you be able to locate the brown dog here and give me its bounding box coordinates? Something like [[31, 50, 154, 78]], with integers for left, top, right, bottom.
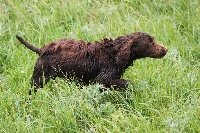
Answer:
[[16, 32, 167, 94]]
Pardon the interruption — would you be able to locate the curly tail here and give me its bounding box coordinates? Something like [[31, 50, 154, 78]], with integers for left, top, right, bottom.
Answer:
[[16, 35, 40, 54]]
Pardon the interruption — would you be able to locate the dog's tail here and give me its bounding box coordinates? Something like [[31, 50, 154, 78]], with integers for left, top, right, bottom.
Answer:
[[16, 35, 40, 54]]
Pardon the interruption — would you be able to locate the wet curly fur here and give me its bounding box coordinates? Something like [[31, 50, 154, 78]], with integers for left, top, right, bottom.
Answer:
[[16, 32, 167, 94]]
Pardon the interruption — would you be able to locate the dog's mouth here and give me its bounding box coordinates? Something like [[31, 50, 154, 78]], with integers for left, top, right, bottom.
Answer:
[[153, 47, 168, 58], [145, 45, 168, 59]]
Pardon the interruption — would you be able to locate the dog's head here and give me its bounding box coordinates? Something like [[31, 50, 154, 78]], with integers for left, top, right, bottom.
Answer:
[[130, 32, 168, 59], [115, 32, 167, 67]]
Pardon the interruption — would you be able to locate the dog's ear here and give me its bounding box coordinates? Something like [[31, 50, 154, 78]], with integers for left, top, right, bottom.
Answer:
[[115, 40, 133, 67]]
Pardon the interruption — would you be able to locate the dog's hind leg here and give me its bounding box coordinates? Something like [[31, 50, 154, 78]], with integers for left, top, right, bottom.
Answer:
[[29, 64, 58, 95], [29, 67, 44, 95]]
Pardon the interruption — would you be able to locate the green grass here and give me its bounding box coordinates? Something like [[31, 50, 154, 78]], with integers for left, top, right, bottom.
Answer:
[[0, 0, 199, 132]]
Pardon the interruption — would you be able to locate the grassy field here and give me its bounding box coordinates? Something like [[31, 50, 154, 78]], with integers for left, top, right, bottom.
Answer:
[[0, 0, 199, 132]]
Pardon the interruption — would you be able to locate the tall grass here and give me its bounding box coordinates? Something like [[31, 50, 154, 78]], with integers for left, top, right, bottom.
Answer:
[[0, 0, 199, 132]]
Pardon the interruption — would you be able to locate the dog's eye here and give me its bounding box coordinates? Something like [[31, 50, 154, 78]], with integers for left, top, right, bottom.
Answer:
[[133, 41, 139, 46], [150, 41, 155, 45]]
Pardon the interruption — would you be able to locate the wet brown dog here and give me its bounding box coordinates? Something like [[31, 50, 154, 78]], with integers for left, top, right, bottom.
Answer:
[[16, 32, 167, 94]]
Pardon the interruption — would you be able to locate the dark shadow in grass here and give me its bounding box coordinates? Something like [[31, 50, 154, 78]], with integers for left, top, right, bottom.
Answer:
[[0, 50, 9, 74], [99, 85, 135, 110]]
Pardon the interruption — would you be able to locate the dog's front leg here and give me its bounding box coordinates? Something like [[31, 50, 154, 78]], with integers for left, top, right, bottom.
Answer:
[[108, 79, 128, 89], [96, 68, 128, 90]]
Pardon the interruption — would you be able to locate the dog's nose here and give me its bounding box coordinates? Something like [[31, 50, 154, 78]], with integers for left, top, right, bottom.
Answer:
[[162, 47, 168, 56], [164, 47, 168, 53]]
